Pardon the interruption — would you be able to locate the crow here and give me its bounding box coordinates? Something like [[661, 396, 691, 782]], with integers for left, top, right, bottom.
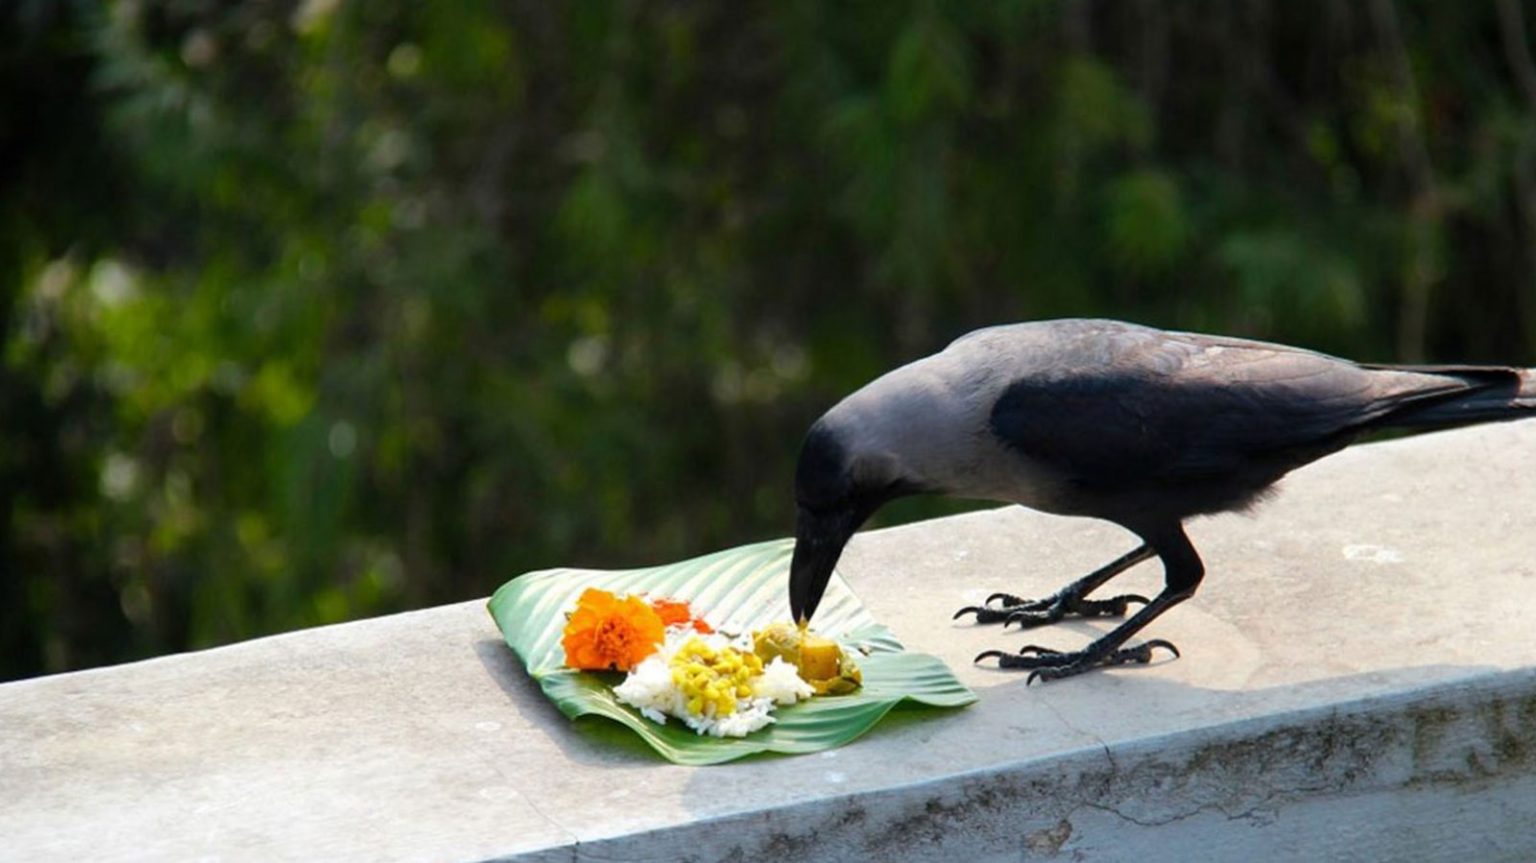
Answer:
[[787, 319, 1535, 682]]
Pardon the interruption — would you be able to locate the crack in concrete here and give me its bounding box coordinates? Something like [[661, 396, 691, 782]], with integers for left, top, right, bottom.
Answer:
[[1034, 694, 1375, 843], [1069, 772, 1354, 833], [480, 750, 579, 854]]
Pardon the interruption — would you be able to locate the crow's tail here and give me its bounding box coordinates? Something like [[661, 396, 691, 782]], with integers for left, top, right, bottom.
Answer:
[[1372, 364, 1536, 429]]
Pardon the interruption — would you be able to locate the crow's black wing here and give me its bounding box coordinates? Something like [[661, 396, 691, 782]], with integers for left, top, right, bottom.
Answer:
[[987, 327, 1478, 490]]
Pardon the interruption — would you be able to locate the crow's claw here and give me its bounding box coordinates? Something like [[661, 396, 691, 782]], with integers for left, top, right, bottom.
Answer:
[[1002, 608, 1057, 629], [985, 591, 1047, 609], [1072, 593, 1152, 618], [1135, 639, 1181, 660], [956, 592, 1051, 623], [953, 605, 1018, 624], [974, 638, 1181, 682], [957, 591, 1148, 629]]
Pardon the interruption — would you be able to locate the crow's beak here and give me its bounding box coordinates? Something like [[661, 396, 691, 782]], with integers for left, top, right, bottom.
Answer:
[[789, 505, 860, 625]]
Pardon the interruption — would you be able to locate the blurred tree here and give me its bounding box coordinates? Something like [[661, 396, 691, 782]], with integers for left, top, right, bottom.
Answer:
[[4, 0, 1536, 680]]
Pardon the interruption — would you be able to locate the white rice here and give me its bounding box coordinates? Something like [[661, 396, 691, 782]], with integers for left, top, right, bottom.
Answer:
[[612, 627, 813, 738], [754, 656, 815, 705]]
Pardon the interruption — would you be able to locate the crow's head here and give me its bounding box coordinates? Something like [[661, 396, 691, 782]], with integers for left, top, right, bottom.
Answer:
[[789, 419, 924, 624]]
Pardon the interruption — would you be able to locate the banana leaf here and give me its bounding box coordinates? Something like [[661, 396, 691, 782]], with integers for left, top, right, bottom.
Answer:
[[487, 539, 976, 765]]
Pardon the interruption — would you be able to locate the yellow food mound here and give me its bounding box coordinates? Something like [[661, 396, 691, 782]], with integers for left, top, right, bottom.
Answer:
[[669, 637, 764, 718], [752, 622, 862, 695]]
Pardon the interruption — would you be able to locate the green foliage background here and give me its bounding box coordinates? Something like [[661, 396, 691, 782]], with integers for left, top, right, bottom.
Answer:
[[5, 1, 1536, 680]]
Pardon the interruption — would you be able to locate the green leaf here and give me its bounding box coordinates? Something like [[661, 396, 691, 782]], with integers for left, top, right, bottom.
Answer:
[[487, 539, 975, 765]]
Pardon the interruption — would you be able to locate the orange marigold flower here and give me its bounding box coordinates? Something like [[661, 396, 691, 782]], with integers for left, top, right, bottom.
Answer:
[[649, 597, 714, 634], [561, 588, 666, 672]]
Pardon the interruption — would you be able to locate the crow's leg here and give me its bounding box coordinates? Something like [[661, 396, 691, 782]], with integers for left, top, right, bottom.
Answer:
[[975, 524, 1202, 683], [953, 543, 1154, 628]]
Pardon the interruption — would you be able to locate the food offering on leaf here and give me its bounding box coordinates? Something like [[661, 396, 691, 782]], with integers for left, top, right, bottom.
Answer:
[[613, 630, 813, 738], [559, 588, 669, 672], [558, 589, 862, 738], [649, 598, 715, 634], [753, 621, 864, 695]]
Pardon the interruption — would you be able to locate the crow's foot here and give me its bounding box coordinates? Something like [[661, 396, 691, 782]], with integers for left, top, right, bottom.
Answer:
[[973, 639, 1179, 684], [953, 590, 1149, 628]]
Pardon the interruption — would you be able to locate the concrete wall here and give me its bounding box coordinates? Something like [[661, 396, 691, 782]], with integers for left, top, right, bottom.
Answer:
[[3, 421, 1535, 861]]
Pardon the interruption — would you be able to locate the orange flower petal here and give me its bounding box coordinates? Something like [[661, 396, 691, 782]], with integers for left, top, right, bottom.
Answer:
[[562, 588, 667, 671], [649, 598, 693, 627]]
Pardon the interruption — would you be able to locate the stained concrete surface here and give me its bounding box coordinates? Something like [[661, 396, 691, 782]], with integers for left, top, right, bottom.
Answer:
[[3, 421, 1536, 861]]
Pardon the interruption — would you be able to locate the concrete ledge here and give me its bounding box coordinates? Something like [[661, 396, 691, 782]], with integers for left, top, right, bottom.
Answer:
[[4, 421, 1536, 861], [597, 671, 1536, 862]]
